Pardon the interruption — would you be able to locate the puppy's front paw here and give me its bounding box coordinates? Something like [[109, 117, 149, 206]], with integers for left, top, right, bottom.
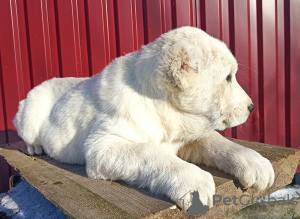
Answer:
[[171, 166, 215, 211], [232, 149, 274, 191]]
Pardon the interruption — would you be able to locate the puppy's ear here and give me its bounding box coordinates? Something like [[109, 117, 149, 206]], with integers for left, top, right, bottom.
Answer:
[[163, 46, 198, 90]]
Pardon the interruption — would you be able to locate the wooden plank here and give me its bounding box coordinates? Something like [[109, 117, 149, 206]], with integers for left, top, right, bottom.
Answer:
[[0, 139, 300, 219]]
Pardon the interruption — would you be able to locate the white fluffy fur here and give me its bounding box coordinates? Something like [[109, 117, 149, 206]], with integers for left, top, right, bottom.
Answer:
[[14, 27, 274, 208]]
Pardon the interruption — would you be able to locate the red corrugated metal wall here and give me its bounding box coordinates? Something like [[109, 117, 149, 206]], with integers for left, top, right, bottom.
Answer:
[[0, 0, 299, 193]]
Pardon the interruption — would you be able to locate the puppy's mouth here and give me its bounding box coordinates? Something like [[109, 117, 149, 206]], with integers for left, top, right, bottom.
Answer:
[[222, 115, 239, 128], [222, 119, 231, 128]]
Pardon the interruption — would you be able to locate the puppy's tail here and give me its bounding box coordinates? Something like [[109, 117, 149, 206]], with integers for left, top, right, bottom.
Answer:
[[13, 96, 41, 146], [13, 99, 25, 132]]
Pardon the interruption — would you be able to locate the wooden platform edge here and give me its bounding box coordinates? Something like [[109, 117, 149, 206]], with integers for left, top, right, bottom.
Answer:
[[1, 140, 300, 219], [0, 146, 135, 219]]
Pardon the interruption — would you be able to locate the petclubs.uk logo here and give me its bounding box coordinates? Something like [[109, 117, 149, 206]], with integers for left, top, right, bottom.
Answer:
[[179, 191, 298, 216]]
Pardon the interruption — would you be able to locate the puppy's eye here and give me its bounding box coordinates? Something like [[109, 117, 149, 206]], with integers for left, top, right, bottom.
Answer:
[[226, 74, 231, 82]]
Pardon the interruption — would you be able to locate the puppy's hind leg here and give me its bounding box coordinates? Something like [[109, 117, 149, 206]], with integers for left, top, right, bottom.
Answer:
[[25, 143, 43, 156], [26, 143, 35, 156], [34, 145, 43, 155]]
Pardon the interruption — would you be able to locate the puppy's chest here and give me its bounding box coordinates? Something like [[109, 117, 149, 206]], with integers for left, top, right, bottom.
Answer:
[[161, 128, 202, 152]]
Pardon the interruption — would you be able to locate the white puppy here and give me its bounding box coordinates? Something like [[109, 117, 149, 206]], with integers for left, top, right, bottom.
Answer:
[[14, 27, 274, 208]]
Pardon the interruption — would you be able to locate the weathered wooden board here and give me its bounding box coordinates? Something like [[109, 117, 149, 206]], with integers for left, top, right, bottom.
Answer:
[[1, 139, 300, 219]]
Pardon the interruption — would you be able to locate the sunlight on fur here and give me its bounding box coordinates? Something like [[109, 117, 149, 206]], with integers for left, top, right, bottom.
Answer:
[[14, 26, 274, 209]]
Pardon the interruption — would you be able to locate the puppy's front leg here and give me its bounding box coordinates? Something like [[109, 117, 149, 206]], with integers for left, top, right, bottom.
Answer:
[[84, 137, 215, 209], [179, 131, 274, 191]]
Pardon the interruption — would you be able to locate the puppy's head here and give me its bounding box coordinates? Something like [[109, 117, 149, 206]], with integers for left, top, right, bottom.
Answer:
[[157, 27, 253, 131]]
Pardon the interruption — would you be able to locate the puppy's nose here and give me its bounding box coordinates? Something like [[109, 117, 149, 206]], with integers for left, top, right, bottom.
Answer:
[[248, 104, 255, 113]]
